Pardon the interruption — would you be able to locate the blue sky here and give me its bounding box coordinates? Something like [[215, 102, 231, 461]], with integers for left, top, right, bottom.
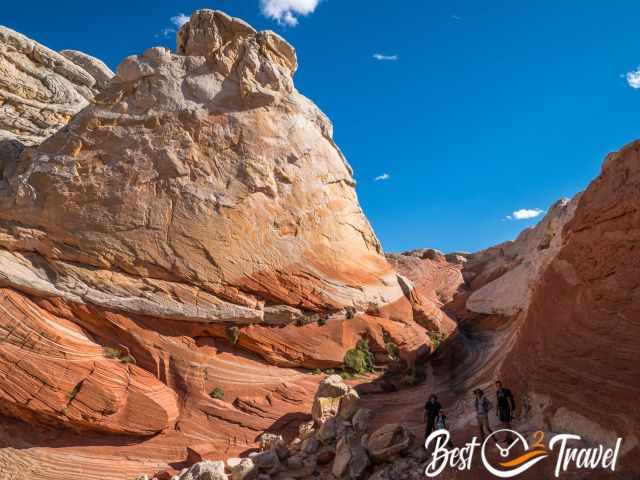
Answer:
[[3, 1, 640, 253]]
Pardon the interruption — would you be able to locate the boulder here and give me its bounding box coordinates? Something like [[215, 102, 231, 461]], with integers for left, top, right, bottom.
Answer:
[[230, 458, 256, 480], [316, 448, 336, 465], [316, 417, 338, 444], [258, 433, 283, 452], [332, 432, 370, 479], [181, 461, 227, 480], [250, 450, 280, 474], [284, 454, 304, 470], [301, 437, 319, 455], [444, 252, 468, 265], [337, 389, 361, 421], [366, 424, 413, 463], [352, 408, 372, 433], [311, 375, 360, 424]]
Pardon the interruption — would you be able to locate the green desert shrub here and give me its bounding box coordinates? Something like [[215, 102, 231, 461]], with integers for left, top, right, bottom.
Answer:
[[102, 346, 121, 359], [428, 331, 445, 350], [382, 330, 400, 361], [102, 346, 136, 364], [339, 370, 355, 380], [296, 313, 317, 327], [343, 338, 375, 375], [385, 341, 400, 361], [210, 387, 225, 400]]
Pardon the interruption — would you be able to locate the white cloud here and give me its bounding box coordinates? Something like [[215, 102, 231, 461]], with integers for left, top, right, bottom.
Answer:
[[161, 27, 176, 38], [159, 13, 190, 38], [451, 14, 462, 21], [260, 0, 321, 26], [625, 68, 640, 89], [374, 173, 390, 181], [506, 208, 545, 220], [171, 13, 190, 28], [373, 53, 399, 61]]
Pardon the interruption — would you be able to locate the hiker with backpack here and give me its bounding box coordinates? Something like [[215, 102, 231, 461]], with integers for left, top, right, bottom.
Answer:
[[473, 388, 493, 441], [424, 394, 442, 440], [495, 380, 516, 443]]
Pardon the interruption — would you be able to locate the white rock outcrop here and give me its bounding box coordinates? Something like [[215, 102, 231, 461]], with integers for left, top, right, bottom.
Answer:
[[0, 26, 113, 145]]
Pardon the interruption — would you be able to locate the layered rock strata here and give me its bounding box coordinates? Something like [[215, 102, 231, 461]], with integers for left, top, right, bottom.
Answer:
[[0, 26, 113, 145]]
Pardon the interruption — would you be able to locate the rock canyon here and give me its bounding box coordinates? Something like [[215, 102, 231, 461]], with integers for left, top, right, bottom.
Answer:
[[0, 9, 637, 480]]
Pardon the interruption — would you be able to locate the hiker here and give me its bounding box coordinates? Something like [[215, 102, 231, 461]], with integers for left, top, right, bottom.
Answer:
[[424, 394, 442, 440], [473, 388, 493, 440], [496, 380, 516, 442], [435, 410, 455, 448]]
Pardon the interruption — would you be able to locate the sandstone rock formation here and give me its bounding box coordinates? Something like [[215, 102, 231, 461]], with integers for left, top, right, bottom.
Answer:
[[386, 249, 461, 334], [0, 288, 179, 435], [464, 197, 579, 316], [0, 26, 113, 145], [0, 9, 408, 324], [60, 49, 114, 91], [499, 140, 640, 468], [360, 144, 640, 477], [0, 11, 440, 480], [0, 8, 638, 480]]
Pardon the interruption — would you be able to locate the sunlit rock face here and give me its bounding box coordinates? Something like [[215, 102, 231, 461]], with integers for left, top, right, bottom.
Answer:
[[465, 196, 579, 317], [379, 143, 640, 476], [0, 26, 113, 146], [499, 141, 640, 463], [0, 9, 407, 324]]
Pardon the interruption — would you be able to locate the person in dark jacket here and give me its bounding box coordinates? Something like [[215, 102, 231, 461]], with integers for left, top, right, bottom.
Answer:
[[495, 381, 516, 442], [424, 394, 442, 440], [435, 410, 455, 448]]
